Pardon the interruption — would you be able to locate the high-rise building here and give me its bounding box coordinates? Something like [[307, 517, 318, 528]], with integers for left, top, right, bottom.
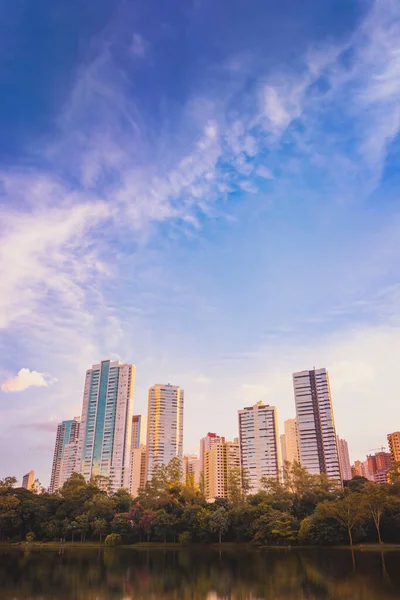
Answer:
[[183, 454, 201, 487], [367, 450, 391, 484], [146, 383, 184, 481], [76, 360, 135, 491], [351, 459, 372, 480], [49, 417, 81, 493], [337, 436, 352, 482], [388, 432, 400, 464], [22, 470, 34, 490], [131, 415, 146, 449], [293, 368, 341, 480], [200, 432, 225, 473], [204, 439, 240, 502], [283, 418, 300, 465], [238, 402, 280, 493], [280, 434, 287, 463], [129, 444, 147, 497]]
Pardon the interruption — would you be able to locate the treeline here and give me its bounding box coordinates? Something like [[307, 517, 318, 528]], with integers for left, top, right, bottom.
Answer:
[[1, 459, 400, 547]]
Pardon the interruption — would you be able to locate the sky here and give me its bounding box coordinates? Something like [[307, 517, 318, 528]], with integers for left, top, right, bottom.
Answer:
[[1, 0, 400, 486]]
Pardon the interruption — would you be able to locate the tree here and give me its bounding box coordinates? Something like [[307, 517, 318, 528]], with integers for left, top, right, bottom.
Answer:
[[209, 507, 229, 544], [85, 494, 115, 521], [0, 495, 20, 539], [112, 489, 132, 513], [76, 513, 90, 542], [151, 509, 175, 543], [387, 462, 400, 484], [344, 476, 368, 493], [0, 477, 17, 491], [363, 482, 395, 544], [316, 494, 366, 547], [92, 517, 108, 543]]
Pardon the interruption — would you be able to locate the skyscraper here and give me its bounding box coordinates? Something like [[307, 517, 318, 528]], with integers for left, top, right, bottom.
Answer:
[[128, 415, 147, 498], [22, 470, 34, 490], [49, 417, 81, 493], [280, 434, 287, 463], [129, 445, 147, 497], [367, 450, 391, 484], [204, 439, 240, 501], [337, 436, 352, 482], [293, 368, 341, 480], [283, 418, 300, 465], [388, 432, 400, 464], [238, 401, 280, 493], [146, 383, 184, 481], [200, 432, 225, 473], [76, 360, 135, 491], [131, 415, 146, 449]]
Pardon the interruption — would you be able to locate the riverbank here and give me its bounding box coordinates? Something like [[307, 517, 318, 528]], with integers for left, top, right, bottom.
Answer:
[[1, 540, 400, 551]]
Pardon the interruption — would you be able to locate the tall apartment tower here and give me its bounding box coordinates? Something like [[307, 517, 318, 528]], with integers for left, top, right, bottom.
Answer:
[[146, 384, 184, 481], [22, 470, 34, 490], [337, 436, 352, 482], [238, 402, 280, 493], [129, 415, 147, 498], [200, 432, 225, 473], [131, 415, 146, 449], [388, 432, 400, 464], [293, 368, 341, 480], [49, 418, 81, 493], [280, 434, 287, 463], [76, 360, 135, 491], [204, 439, 240, 501], [129, 445, 147, 497], [367, 450, 391, 484], [283, 418, 300, 465]]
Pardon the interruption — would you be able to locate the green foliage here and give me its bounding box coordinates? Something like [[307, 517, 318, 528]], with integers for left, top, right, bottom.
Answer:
[[316, 493, 367, 546], [209, 507, 230, 543], [104, 533, 122, 547], [178, 530, 192, 544], [25, 532, 35, 543], [2, 460, 400, 547]]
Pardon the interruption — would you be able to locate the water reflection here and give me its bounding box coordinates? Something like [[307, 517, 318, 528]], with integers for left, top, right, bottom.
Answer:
[[0, 547, 399, 599]]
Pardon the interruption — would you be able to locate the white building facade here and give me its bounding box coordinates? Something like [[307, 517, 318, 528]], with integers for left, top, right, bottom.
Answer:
[[76, 360, 135, 491], [238, 401, 281, 493], [293, 368, 341, 480], [283, 418, 300, 465], [146, 384, 184, 481], [49, 417, 81, 493], [337, 436, 352, 482]]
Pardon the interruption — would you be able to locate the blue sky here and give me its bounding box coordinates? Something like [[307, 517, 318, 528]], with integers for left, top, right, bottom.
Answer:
[[1, 0, 400, 485]]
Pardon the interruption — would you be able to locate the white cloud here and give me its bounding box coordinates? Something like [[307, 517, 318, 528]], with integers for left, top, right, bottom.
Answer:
[[131, 33, 147, 58], [0, 198, 109, 330], [255, 165, 274, 179], [1, 368, 57, 393]]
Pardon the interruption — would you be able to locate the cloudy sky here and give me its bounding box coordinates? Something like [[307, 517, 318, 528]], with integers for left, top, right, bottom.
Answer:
[[1, 0, 400, 485]]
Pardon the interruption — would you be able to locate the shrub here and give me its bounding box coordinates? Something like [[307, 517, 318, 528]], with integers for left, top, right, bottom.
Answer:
[[104, 533, 122, 547], [178, 531, 191, 544]]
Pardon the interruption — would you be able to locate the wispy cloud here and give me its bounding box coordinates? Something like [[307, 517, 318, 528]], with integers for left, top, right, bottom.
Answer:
[[1, 368, 57, 393], [130, 33, 148, 58]]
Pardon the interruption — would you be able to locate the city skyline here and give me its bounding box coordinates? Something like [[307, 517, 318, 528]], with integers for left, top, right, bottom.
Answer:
[[9, 359, 399, 487], [1, 0, 400, 486]]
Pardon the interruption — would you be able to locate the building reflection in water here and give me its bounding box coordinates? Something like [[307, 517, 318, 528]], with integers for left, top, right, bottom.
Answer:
[[0, 547, 399, 599]]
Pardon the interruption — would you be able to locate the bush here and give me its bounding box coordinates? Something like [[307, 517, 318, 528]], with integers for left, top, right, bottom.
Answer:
[[26, 532, 35, 543], [178, 531, 191, 544], [104, 533, 122, 547]]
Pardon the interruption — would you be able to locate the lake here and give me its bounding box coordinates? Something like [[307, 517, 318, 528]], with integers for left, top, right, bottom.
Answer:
[[0, 546, 399, 599]]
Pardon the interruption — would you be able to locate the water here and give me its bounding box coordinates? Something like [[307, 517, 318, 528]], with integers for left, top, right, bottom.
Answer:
[[0, 547, 399, 599]]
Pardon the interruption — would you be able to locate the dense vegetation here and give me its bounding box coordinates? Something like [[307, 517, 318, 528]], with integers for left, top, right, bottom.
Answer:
[[1, 459, 400, 547]]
